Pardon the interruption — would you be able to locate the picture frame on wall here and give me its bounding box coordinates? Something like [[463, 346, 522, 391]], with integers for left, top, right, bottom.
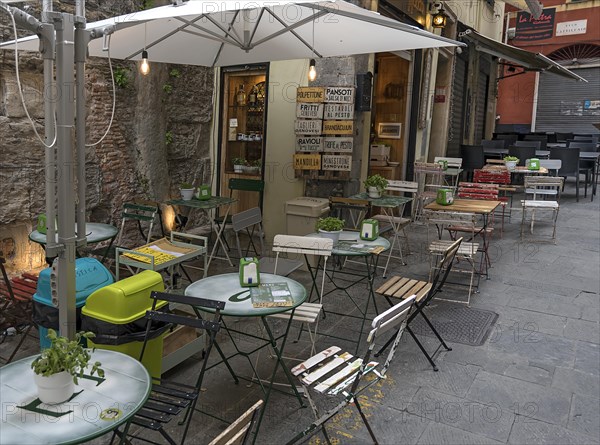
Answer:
[[377, 122, 402, 139]]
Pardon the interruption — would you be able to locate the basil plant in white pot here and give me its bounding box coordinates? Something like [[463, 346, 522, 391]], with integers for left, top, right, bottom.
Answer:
[[31, 329, 104, 405], [364, 174, 389, 198], [316, 217, 345, 244]]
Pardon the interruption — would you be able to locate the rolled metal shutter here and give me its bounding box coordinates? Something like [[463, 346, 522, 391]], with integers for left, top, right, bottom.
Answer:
[[474, 72, 489, 142], [447, 56, 468, 157], [535, 67, 600, 134]]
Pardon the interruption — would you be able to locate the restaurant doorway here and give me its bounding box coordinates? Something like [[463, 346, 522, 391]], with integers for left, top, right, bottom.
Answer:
[[369, 53, 411, 180], [217, 65, 269, 214]]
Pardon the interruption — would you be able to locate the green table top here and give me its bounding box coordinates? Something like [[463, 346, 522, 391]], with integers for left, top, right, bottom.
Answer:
[[29, 222, 118, 246], [0, 350, 151, 445], [349, 193, 413, 208], [185, 273, 307, 317], [167, 196, 236, 209], [307, 231, 390, 256]]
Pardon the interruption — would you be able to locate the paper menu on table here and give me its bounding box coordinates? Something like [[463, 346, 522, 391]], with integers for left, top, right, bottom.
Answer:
[[251, 283, 293, 307]]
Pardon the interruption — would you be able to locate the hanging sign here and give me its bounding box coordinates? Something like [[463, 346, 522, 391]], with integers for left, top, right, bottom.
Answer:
[[323, 120, 353, 135], [325, 87, 354, 104], [296, 87, 325, 103], [296, 103, 325, 119], [294, 154, 321, 170], [295, 119, 323, 135], [324, 103, 354, 120], [322, 155, 352, 171], [324, 87, 355, 104], [514, 8, 555, 41], [323, 137, 353, 153], [296, 136, 324, 152]]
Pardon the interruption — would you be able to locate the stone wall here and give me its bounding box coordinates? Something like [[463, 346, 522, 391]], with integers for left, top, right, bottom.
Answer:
[[0, 1, 214, 272]]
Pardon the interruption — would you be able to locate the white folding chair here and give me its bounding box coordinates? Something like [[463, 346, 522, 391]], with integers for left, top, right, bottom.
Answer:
[[521, 176, 564, 243], [371, 180, 418, 276], [286, 296, 416, 445], [269, 235, 333, 356]]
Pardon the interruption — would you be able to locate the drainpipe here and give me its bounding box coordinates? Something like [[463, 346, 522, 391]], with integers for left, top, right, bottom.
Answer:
[[75, 0, 87, 246], [531, 71, 539, 132]]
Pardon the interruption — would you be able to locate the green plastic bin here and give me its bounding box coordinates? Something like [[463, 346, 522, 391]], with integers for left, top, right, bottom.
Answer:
[[81, 270, 168, 379]]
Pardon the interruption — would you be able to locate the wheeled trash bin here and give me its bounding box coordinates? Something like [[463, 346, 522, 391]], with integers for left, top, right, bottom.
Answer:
[[32, 258, 114, 349], [81, 270, 169, 379]]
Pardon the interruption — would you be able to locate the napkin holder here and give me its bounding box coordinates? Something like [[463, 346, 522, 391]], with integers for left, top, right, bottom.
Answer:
[[239, 257, 260, 287], [360, 219, 379, 241]]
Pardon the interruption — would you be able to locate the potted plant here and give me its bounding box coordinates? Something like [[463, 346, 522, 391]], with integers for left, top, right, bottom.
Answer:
[[31, 329, 104, 405], [315, 216, 345, 244], [248, 159, 262, 175], [232, 157, 246, 173], [503, 156, 519, 171], [363, 174, 389, 198], [179, 182, 195, 201]]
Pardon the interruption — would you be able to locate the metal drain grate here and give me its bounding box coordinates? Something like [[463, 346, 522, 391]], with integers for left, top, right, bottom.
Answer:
[[411, 303, 499, 346]]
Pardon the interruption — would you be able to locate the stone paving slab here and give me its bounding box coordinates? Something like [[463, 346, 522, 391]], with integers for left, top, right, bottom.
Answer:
[[466, 371, 572, 426], [508, 417, 599, 445]]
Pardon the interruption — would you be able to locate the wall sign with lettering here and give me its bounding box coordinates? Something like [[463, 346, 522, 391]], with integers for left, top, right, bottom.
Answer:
[[323, 120, 354, 135], [296, 136, 324, 152], [296, 103, 325, 119], [324, 103, 354, 120], [293, 154, 322, 170], [324, 87, 355, 104], [296, 87, 325, 103], [295, 119, 323, 135], [323, 137, 353, 153], [322, 155, 352, 171]]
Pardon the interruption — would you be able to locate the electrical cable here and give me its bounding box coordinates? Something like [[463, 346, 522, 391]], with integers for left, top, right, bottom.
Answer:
[[7, 8, 57, 148], [85, 37, 116, 147]]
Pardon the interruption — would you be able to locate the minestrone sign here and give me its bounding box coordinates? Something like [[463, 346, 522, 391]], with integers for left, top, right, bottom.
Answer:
[[324, 103, 354, 120], [324, 137, 353, 153], [324, 87, 355, 104], [294, 153, 321, 170], [322, 155, 352, 171], [296, 136, 324, 152], [323, 120, 353, 135], [295, 119, 323, 135], [296, 103, 325, 119], [296, 87, 325, 103]]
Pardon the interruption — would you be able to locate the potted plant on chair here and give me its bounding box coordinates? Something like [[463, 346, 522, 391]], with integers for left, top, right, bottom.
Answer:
[[179, 182, 196, 200], [31, 329, 104, 405], [503, 156, 519, 172], [364, 174, 388, 198], [316, 217, 345, 244]]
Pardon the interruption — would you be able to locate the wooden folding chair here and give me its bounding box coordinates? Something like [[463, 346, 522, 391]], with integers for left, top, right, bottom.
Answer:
[[375, 238, 462, 371], [208, 400, 263, 445], [0, 254, 37, 363], [286, 296, 416, 445]]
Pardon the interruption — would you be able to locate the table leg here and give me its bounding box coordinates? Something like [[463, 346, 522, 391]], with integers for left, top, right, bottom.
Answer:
[[252, 314, 305, 444], [207, 203, 233, 272], [100, 235, 117, 265]]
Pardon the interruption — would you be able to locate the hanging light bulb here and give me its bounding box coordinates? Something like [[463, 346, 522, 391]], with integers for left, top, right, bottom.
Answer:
[[308, 59, 317, 82], [140, 50, 150, 76]]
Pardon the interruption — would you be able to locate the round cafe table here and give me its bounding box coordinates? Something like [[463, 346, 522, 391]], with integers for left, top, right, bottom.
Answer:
[[0, 350, 151, 445], [29, 222, 118, 264]]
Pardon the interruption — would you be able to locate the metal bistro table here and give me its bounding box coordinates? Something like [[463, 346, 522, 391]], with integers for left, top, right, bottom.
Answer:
[[349, 192, 413, 275], [305, 231, 390, 354], [29, 222, 118, 264], [185, 273, 307, 442], [0, 350, 151, 445], [167, 196, 237, 273]]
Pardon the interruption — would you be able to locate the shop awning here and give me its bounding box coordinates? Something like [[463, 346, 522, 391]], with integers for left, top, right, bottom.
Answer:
[[1, 0, 464, 67], [460, 29, 587, 82]]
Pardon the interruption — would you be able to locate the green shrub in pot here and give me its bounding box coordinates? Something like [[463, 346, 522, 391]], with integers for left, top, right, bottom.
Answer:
[[363, 174, 388, 198]]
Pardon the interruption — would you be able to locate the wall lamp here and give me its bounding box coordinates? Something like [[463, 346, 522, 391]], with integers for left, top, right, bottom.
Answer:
[[432, 8, 447, 29]]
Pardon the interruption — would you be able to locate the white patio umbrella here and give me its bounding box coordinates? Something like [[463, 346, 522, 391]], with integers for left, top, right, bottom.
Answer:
[[3, 0, 461, 65]]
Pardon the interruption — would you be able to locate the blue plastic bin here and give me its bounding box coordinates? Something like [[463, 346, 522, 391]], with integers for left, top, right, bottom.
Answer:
[[32, 258, 113, 349]]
